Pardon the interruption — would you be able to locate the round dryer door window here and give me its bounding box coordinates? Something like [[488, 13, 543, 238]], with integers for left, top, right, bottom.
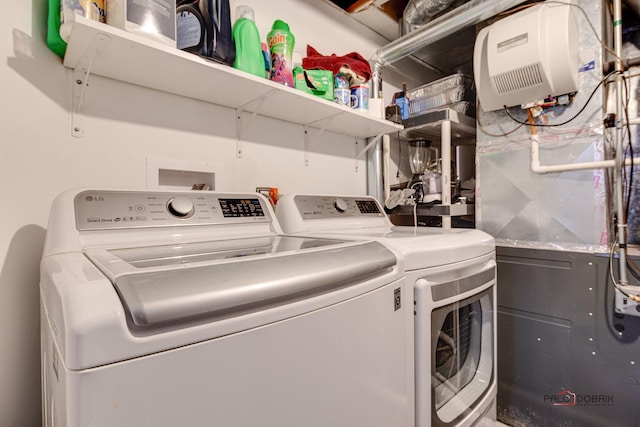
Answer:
[[431, 287, 494, 425]]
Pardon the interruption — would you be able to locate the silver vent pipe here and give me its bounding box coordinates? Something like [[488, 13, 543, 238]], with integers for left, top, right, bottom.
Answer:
[[402, 0, 457, 35], [369, 0, 529, 99]]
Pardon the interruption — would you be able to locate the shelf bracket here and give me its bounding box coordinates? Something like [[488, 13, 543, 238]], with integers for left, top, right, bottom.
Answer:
[[302, 119, 334, 167], [303, 126, 310, 166], [304, 113, 342, 166], [235, 89, 276, 158], [355, 132, 385, 160], [305, 112, 340, 133], [71, 33, 111, 138], [354, 138, 359, 172]]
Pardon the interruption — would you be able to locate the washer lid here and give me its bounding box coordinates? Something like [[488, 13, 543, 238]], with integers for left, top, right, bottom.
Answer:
[[85, 236, 396, 330], [350, 227, 495, 270], [285, 227, 495, 271]]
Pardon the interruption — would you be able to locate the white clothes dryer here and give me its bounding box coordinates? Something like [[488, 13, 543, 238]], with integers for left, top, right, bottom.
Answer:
[[40, 189, 414, 427], [276, 194, 498, 427]]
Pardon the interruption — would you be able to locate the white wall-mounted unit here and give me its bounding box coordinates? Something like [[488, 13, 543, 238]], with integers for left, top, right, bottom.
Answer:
[[473, 1, 579, 111]]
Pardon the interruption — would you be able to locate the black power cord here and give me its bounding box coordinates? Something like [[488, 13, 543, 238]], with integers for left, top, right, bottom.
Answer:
[[502, 70, 623, 128]]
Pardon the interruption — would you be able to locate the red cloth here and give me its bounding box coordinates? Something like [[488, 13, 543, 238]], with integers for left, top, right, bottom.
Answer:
[[302, 45, 372, 82]]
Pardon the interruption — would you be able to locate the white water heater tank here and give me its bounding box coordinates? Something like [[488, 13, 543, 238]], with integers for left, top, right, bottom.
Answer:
[[473, 2, 579, 112]]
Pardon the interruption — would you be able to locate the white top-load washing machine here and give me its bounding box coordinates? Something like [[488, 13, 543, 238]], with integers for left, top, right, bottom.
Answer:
[[40, 189, 414, 427], [276, 194, 498, 427]]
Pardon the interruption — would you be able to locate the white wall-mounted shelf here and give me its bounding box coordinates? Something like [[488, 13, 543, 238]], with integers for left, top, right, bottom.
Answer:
[[63, 16, 402, 140]]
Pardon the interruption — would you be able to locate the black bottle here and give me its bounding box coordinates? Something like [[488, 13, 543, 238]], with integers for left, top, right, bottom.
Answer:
[[176, 0, 206, 55], [199, 0, 235, 65], [176, 0, 235, 66]]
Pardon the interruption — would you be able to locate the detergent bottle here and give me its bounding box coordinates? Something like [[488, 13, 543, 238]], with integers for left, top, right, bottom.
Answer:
[[267, 20, 295, 87], [46, 0, 66, 57], [176, 0, 207, 55], [199, 0, 235, 65], [232, 6, 265, 78]]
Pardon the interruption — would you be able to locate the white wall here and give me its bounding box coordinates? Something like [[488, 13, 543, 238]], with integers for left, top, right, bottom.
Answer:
[[0, 1, 397, 424]]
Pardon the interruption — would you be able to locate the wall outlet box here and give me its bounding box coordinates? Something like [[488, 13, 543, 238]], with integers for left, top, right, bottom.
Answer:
[[146, 157, 223, 190]]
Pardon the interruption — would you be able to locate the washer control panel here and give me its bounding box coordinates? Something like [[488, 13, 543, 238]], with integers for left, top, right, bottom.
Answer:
[[75, 190, 270, 230], [294, 195, 384, 219]]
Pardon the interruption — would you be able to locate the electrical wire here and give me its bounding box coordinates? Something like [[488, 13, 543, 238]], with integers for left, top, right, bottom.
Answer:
[[609, 236, 633, 298], [489, 2, 640, 294], [479, 1, 630, 135], [607, 75, 640, 299], [396, 130, 401, 179], [483, 1, 622, 133], [618, 72, 640, 279], [497, 0, 621, 63], [545, 0, 621, 63], [476, 100, 525, 137], [519, 73, 640, 294], [622, 74, 633, 226], [503, 70, 623, 128], [609, 237, 640, 302]]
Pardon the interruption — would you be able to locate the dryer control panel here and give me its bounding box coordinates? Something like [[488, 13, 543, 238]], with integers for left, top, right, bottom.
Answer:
[[74, 190, 272, 230], [293, 195, 384, 220]]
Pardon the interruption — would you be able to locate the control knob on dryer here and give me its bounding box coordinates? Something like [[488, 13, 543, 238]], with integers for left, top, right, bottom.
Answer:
[[167, 196, 195, 218], [334, 198, 348, 213]]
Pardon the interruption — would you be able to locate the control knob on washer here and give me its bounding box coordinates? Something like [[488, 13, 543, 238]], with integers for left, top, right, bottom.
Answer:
[[334, 198, 348, 213], [167, 196, 194, 218]]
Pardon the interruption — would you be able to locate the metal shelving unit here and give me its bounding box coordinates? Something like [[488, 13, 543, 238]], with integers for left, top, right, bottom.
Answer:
[[396, 107, 476, 228]]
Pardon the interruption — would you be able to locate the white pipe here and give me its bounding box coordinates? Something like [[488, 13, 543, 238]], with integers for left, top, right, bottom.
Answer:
[[614, 0, 628, 285], [441, 119, 452, 229], [382, 134, 391, 203], [530, 134, 640, 174], [366, 134, 385, 202], [530, 135, 614, 173]]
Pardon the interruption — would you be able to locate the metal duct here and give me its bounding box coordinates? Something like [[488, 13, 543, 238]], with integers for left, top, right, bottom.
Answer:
[[402, 0, 458, 36], [403, 0, 456, 28], [402, 0, 454, 30], [370, 0, 529, 98]]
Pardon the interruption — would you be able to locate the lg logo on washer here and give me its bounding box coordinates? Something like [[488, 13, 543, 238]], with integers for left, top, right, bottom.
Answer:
[[84, 195, 105, 202]]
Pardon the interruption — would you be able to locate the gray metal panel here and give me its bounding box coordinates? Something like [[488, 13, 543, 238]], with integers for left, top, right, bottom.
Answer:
[[497, 253, 574, 321], [496, 246, 640, 427], [114, 241, 396, 328]]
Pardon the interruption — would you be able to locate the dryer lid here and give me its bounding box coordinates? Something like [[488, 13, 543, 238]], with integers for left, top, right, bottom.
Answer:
[[85, 236, 396, 330]]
